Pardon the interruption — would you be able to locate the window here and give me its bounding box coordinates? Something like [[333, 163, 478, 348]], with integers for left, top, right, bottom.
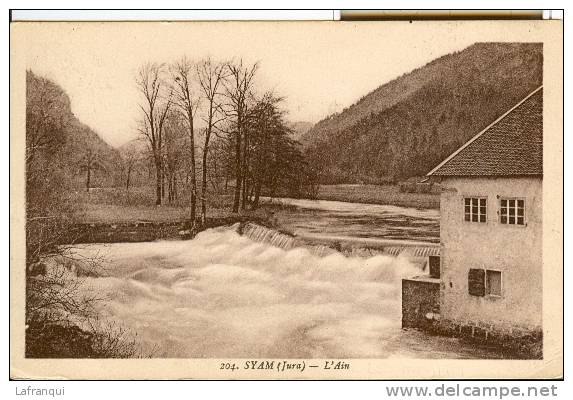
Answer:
[[464, 197, 487, 223], [468, 268, 503, 297], [500, 198, 525, 225], [428, 255, 440, 279], [485, 270, 502, 296]]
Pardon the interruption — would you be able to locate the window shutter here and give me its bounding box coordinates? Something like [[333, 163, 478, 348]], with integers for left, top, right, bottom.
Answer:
[[429, 256, 440, 279], [468, 268, 485, 296]]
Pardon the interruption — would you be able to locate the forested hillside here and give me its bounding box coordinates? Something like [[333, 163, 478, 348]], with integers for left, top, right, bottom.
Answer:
[[302, 42, 543, 183], [27, 71, 121, 190], [288, 121, 314, 141]]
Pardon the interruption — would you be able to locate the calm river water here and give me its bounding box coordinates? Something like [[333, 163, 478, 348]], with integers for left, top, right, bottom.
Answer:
[[262, 197, 440, 245]]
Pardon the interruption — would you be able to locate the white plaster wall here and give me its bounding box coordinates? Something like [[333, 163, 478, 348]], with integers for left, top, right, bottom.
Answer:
[[439, 177, 542, 329]]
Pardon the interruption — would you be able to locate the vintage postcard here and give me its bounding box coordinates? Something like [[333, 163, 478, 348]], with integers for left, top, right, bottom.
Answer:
[[10, 19, 563, 379]]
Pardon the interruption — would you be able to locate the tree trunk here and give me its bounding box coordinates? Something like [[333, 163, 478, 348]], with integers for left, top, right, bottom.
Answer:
[[233, 129, 242, 213], [86, 166, 91, 192], [241, 174, 248, 210], [161, 169, 165, 201], [201, 148, 208, 225], [188, 115, 197, 225], [155, 178, 161, 205], [240, 131, 249, 210], [189, 152, 197, 224], [155, 158, 162, 206], [252, 180, 262, 210], [126, 165, 132, 193], [173, 175, 178, 201]]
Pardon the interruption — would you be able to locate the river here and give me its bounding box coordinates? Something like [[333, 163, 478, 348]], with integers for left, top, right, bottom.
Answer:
[[262, 197, 440, 246], [72, 199, 503, 359]]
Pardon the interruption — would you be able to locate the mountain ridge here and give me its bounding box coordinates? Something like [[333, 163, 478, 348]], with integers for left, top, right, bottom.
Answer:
[[27, 71, 121, 187], [302, 42, 543, 183]]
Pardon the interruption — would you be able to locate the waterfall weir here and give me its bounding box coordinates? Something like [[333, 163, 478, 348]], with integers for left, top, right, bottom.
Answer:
[[237, 222, 439, 260]]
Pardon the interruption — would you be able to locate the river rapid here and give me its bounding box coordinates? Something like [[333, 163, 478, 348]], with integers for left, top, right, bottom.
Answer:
[[72, 199, 502, 358]]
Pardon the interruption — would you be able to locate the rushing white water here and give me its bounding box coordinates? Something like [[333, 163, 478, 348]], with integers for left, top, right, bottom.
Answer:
[[241, 222, 297, 250], [74, 225, 502, 359]]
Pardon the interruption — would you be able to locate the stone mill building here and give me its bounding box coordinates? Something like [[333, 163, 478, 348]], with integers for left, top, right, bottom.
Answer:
[[402, 86, 543, 356]]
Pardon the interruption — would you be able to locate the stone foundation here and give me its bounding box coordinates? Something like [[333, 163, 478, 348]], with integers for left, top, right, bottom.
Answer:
[[434, 319, 543, 359], [401, 277, 542, 359], [402, 277, 441, 330], [64, 216, 266, 244], [68, 221, 183, 243]]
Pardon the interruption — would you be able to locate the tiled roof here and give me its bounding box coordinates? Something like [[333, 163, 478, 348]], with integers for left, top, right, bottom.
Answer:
[[428, 87, 543, 177]]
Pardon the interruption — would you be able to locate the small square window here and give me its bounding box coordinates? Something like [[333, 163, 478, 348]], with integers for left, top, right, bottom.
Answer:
[[464, 197, 487, 223], [485, 270, 502, 297], [499, 198, 525, 225]]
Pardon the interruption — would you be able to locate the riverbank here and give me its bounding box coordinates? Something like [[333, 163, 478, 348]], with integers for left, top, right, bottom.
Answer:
[[314, 184, 440, 209], [67, 188, 279, 243], [67, 217, 273, 244], [68, 186, 440, 246], [71, 184, 440, 228], [73, 189, 271, 224]]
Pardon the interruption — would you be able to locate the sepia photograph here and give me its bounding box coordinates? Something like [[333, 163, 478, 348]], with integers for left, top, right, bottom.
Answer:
[[9, 18, 563, 380]]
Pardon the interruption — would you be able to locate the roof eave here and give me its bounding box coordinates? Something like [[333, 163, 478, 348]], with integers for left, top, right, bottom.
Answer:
[[431, 173, 543, 178]]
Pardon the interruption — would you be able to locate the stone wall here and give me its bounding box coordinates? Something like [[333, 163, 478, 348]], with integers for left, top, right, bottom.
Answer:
[[402, 277, 441, 329], [435, 318, 543, 359], [67, 222, 183, 244], [64, 216, 266, 244], [402, 276, 542, 359]]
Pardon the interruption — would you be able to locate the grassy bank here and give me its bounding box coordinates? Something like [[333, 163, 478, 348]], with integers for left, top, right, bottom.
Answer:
[[70, 186, 276, 225], [314, 184, 440, 209], [70, 184, 439, 227]]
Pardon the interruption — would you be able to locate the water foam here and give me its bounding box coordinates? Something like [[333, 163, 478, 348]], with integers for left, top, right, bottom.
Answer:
[[74, 225, 497, 359]]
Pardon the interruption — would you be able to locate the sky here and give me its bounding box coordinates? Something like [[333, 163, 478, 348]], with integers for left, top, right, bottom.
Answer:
[[21, 21, 483, 147]]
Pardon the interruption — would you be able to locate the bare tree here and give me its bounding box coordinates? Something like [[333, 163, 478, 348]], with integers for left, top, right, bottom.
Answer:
[[163, 111, 186, 203], [78, 148, 106, 192], [122, 151, 138, 195], [171, 57, 200, 221], [135, 62, 172, 205], [223, 59, 259, 213], [196, 58, 227, 224]]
